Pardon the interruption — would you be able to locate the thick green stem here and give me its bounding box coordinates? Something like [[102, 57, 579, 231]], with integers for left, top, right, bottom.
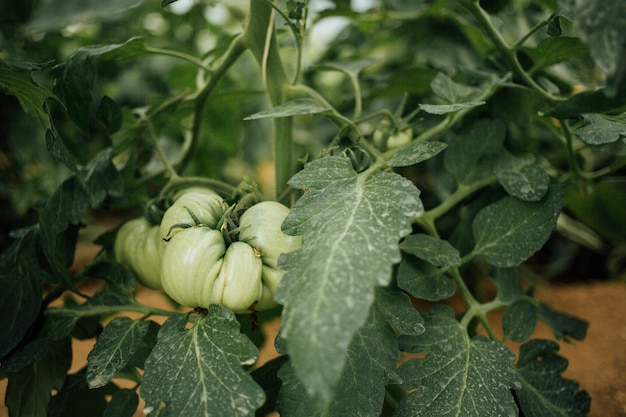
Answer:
[[244, 0, 293, 199]]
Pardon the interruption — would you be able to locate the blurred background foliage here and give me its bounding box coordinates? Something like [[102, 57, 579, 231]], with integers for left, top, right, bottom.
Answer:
[[1, 0, 624, 280]]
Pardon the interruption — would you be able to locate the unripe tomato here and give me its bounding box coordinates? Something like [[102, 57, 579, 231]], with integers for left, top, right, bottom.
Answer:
[[159, 188, 225, 240], [372, 119, 413, 150], [114, 217, 163, 290], [160, 226, 225, 308], [238, 201, 302, 269], [212, 241, 264, 313]]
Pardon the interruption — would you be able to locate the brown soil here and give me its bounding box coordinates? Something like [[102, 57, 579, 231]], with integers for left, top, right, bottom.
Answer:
[[1, 281, 625, 417]]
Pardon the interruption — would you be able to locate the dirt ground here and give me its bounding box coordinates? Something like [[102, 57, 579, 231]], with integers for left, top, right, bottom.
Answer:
[[1, 280, 625, 416]]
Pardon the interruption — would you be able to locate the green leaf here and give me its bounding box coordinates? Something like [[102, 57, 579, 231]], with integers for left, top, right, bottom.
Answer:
[[514, 339, 591, 417], [96, 96, 123, 134], [397, 256, 455, 302], [397, 305, 520, 417], [57, 37, 149, 131], [39, 176, 89, 285], [86, 317, 153, 388], [373, 286, 425, 337], [244, 98, 331, 120], [103, 389, 139, 417], [503, 299, 537, 342], [0, 60, 57, 130], [430, 72, 484, 103], [522, 37, 590, 72], [5, 339, 72, 417], [546, 88, 626, 118], [387, 141, 447, 167], [444, 119, 505, 185], [317, 58, 377, 77], [472, 185, 564, 267], [81, 147, 125, 205], [574, 113, 626, 145], [0, 228, 45, 360], [537, 302, 588, 342], [276, 156, 423, 403], [141, 306, 264, 417], [400, 233, 461, 267], [250, 356, 289, 417], [47, 369, 118, 417], [495, 151, 550, 201], [419, 101, 485, 115], [44, 262, 138, 341], [559, 0, 626, 95], [277, 288, 422, 416], [28, 0, 145, 32]]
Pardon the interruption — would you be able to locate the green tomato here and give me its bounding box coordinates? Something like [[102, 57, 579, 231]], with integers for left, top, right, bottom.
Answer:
[[160, 188, 225, 240], [114, 217, 163, 290], [372, 119, 413, 150], [238, 201, 302, 269], [212, 241, 264, 313], [160, 226, 226, 308]]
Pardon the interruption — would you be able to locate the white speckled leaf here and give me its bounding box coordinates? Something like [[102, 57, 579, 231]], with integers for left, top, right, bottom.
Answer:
[[472, 185, 564, 267], [141, 306, 264, 417], [276, 156, 423, 404], [397, 305, 520, 417], [86, 317, 152, 388]]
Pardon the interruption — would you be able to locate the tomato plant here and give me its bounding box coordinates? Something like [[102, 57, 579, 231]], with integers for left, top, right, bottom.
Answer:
[[1, 0, 625, 416]]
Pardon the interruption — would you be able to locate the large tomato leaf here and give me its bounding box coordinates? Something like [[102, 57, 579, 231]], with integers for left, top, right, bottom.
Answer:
[[0, 60, 57, 130], [141, 306, 264, 417], [397, 305, 520, 417], [514, 339, 591, 417], [86, 317, 158, 388], [4, 339, 72, 417], [277, 287, 423, 417], [444, 119, 504, 186], [276, 156, 423, 404], [471, 184, 564, 267]]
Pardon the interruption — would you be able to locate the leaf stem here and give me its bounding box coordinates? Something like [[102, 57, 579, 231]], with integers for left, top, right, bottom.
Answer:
[[145, 120, 180, 180], [458, 0, 560, 103], [145, 45, 213, 72], [180, 34, 247, 173]]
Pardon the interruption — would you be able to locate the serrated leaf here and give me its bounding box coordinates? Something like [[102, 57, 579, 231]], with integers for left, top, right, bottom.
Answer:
[[495, 151, 550, 201], [419, 102, 485, 115], [397, 256, 455, 302], [86, 317, 153, 388], [276, 156, 423, 403], [244, 98, 331, 120], [5, 339, 72, 417], [430, 72, 484, 103], [559, 0, 626, 95], [387, 141, 447, 167], [103, 389, 139, 417], [575, 113, 626, 145], [522, 37, 589, 72], [472, 184, 564, 267], [503, 299, 537, 342], [278, 289, 418, 417], [141, 306, 264, 417], [537, 302, 588, 342], [0, 60, 57, 130], [400, 234, 461, 267], [397, 305, 520, 417], [444, 119, 505, 185], [0, 228, 44, 360], [81, 147, 124, 205], [57, 37, 149, 131], [374, 286, 425, 336], [514, 339, 591, 417]]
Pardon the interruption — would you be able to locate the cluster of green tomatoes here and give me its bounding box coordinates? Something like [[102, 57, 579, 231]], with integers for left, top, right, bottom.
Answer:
[[114, 187, 301, 314]]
